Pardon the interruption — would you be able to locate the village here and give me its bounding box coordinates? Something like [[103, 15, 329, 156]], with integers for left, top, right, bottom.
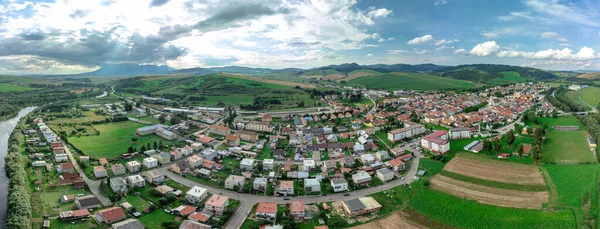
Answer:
[[18, 82, 556, 229]]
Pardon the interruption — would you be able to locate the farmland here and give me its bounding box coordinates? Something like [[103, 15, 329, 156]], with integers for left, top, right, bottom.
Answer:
[[0, 83, 35, 92], [578, 86, 600, 108], [443, 154, 546, 185], [69, 121, 174, 158], [349, 72, 476, 90]]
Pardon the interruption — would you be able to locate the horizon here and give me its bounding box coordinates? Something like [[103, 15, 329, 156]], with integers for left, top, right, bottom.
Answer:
[[1, 0, 600, 75]]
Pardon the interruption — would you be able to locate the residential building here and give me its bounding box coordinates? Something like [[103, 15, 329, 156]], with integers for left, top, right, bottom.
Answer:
[[172, 160, 190, 175], [143, 157, 158, 169], [201, 149, 217, 161], [204, 194, 229, 216], [375, 151, 390, 161], [290, 200, 305, 221], [421, 130, 450, 154], [179, 220, 213, 229], [111, 164, 126, 176], [304, 178, 321, 193], [360, 154, 375, 165], [93, 166, 107, 178], [240, 158, 255, 171], [144, 170, 165, 184], [238, 130, 259, 142], [171, 149, 183, 161], [449, 127, 471, 139], [263, 159, 275, 171], [387, 122, 425, 142], [225, 175, 245, 190], [302, 159, 315, 171], [246, 121, 274, 132], [187, 154, 204, 168], [136, 124, 168, 136], [276, 181, 294, 196], [256, 202, 278, 222], [209, 125, 230, 136], [321, 160, 337, 172], [75, 195, 99, 209], [341, 156, 355, 167], [352, 171, 372, 185], [181, 145, 194, 156], [156, 185, 175, 195], [152, 152, 171, 165], [58, 162, 74, 173], [388, 157, 406, 172], [253, 177, 268, 192], [226, 134, 240, 147], [127, 175, 145, 188], [331, 178, 349, 192], [126, 161, 141, 173], [55, 153, 68, 162], [96, 207, 126, 224], [186, 186, 209, 204], [59, 209, 90, 221], [111, 219, 144, 229], [342, 197, 382, 216], [376, 168, 394, 183], [109, 177, 127, 193]]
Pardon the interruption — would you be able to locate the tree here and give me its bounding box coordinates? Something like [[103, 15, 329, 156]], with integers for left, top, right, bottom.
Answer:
[[127, 146, 134, 153], [483, 140, 493, 153], [131, 137, 138, 143], [297, 101, 305, 108], [111, 104, 117, 110], [514, 124, 523, 135], [161, 221, 179, 229], [517, 143, 524, 157], [493, 138, 503, 153], [507, 130, 515, 146], [140, 145, 147, 152], [552, 109, 558, 118], [153, 141, 158, 150], [158, 114, 166, 124], [532, 145, 542, 162]]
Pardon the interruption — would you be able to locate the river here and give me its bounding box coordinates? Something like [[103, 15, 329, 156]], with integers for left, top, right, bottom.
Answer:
[[0, 107, 36, 227]]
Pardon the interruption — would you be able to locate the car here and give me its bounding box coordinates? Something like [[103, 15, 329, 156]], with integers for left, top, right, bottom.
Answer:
[[77, 193, 84, 197], [344, 193, 351, 196], [283, 197, 290, 200]]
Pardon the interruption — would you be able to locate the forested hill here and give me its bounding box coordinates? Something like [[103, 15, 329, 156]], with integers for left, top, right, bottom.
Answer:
[[430, 64, 560, 82]]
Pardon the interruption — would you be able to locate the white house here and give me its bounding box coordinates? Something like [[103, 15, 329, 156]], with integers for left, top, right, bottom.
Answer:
[[126, 175, 145, 188], [352, 170, 372, 185], [109, 177, 127, 193], [302, 159, 315, 171], [304, 178, 321, 193], [387, 122, 425, 142], [143, 170, 165, 184], [263, 159, 274, 171], [201, 149, 217, 161], [449, 128, 471, 140], [360, 154, 375, 165], [225, 175, 245, 190], [331, 178, 349, 192], [186, 186, 208, 204], [55, 153, 68, 162], [421, 130, 450, 154], [253, 177, 268, 191], [240, 158, 255, 171], [143, 157, 158, 169], [126, 161, 141, 173], [376, 168, 394, 183]]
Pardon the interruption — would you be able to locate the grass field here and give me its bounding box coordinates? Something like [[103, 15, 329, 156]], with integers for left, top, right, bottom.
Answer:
[[499, 71, 529, 82], [0, 83, 35, 92], [69, 121, 173, 158], [138, 210, 177, 228], [349, 72, 476, 90], [543, 130, 594, 164], [579, 87, 600, 108]]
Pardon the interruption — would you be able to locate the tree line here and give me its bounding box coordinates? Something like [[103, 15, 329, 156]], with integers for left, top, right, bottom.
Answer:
[[4, 117, 31, 228]]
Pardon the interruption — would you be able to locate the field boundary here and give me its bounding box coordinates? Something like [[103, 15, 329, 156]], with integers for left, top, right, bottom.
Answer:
[[439, 170, 548, 191]]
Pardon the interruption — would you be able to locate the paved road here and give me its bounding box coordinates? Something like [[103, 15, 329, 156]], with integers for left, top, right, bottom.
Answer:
[[578, 93, 597, 113], [62, 141, 113, 207], [158, 155, 420, 229]]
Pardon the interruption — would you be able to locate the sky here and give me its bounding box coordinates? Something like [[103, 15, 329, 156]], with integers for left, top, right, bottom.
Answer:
[[1, 0, 600, 74]]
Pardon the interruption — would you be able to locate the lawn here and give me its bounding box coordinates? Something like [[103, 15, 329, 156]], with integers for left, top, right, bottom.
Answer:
[[123, 195, 152, 211], [138, 209, 178, 228], [404, 188, 576, 229], [349, 72, 476, 90], [542, 130, 594, 164], [39, 186, 90, 216], [69, 121, 174, 158]]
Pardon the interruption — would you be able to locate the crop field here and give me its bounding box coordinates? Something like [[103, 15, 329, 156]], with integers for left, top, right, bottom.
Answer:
[[0, 83, 35, 92], [403, 189, 576, 229], [220, 73, 315, 88], [430, 174, 548, 208], [443, 154, 545, 185], [345, 69, 381, 81], [69, 121, 173, 158], [542, 130, 594, 164], [349, 72, 476, 90]]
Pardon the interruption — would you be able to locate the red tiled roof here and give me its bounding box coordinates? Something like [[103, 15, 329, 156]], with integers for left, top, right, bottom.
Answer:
[[98, 207, 125, 222]]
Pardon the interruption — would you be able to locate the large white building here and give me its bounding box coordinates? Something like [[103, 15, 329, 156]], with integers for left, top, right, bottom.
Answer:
[[449, 127, 471, 140], [352, 171, 372, 185], [143, 157, 158, 169], [186, 186, 208, 204], [387, 121, 425, 142], [331, 178, 349, 192], [240, 158, 255, 171], [421, 130, 450, 154], [376, 168, 394, 183]]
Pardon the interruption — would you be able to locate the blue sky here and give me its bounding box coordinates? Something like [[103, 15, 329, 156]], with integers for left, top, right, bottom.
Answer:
[[0, 0, 599, 74]]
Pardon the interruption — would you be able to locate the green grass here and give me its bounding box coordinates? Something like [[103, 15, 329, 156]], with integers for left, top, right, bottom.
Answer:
[[500, 71, 528, 82], [123, 195, 151, 211], [0, 83, 35, 92], [138, 210, 177, 228], [349, 72, 476, 90], [69, 121, 174, 158], [405, 188, 576, 229], [579, 86, 600, 108], [39, 186, 90, 216], [543, 130, 594, 164], [439, 170, 547, 191]]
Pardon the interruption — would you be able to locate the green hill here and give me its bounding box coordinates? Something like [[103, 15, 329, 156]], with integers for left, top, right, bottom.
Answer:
[[349, 72, 476, 90], [431, 64, 559, 83]]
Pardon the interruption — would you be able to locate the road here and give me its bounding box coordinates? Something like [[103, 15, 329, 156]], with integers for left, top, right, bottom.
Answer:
[[578, 93, 597, 113], [158, 155, 420, 229]]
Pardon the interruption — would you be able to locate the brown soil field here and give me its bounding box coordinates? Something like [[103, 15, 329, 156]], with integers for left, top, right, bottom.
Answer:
[[577, 73, 600, 79], [220, 73, 315, 88], [344, 71, 379, 81], [350, 212, 427, 229], [431, 174, 548, 209], [323, 73, 345, 81], [444, 154, 545, 185]]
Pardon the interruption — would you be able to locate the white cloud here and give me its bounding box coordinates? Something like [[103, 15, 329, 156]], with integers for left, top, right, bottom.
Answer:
[[469, 41, 500, 56], [367, 53, 373, 57], [492, 45, 598, 61], [541, 32, 559, 38], [434, 0, 448, 6], [498, 11, 534, 21], [558, 37, 569, 42], [482, 32, 498, 38], [453, 48, 467, 54], [434, 39, 459, 46], [371, 33, 381, 39], [367, 8, 392, 18], [524, 0, 600, 27], [435, 46, 455, 51], [407, 35, 434, 45]]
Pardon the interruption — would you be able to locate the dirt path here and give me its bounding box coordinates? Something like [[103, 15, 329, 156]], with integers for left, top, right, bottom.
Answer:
[[431, 175, 548, 209], [349, 212, 427, 229], [444, 154, 545, 185]]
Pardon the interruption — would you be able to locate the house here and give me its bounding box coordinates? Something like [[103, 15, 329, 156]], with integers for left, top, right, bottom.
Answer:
[[421, 130, 450, 154], [127, 175, 145, 188], [111, 219, 144, 229], [187, 155, 204, 168], [55, 153, 68, 162], [388, 157, 406, 172], [387, 122, 425, 142], [75, 195, 100, 209], [225, 175, 245, 190], [341, 156, 355, 167], [204, 194, 229, 216], [246, 121, 274, 132], [144, 170, 165, 184], [109, 177, 128, 193], [186, 186, 209, 204], [375, 151, 390, 161], [111, 164, 126, 176], [94, 166, 107, 178], [99, 158, 109, 166], [126, 161, 141, 173], [321, 160, 337, 172], [58, 162, 74, 173], [360, 154, 375, 165], [276, 181, 294, 196], [342, 197, 382, 216], [181, 145, 194, 156], [59, 209, 90, 221], [376, 168, 394, 183], [304, 178, 321, 193], [137, 124, 168, 135], [253, 177, 268, 192], [59, 172, 85, 188], [238, 130, 259, 142], [353, 144, 365, 154], [179, 220, 213, 229], [173, 205, 196, 217], [352, 171, 372, 185], [32, 160, 46, 167], [152, 152, 171, 165], [201, 149, 217, 161], [79, 156, 90, 162], [256, 202, 278, 222], [302, 159, 315, 171], [263, 159, 275, 171], [171, 150, 183, 161], [96, 207, 126, 224], [498, 153, 511, 159], [449, 127, 471, 139], [290, 200, 305, 221], [331, 178, 349, 192], [60, 194, 75, 203], [156, 185, 175, 195], [226, 134, 240, 147], [209, 124, 231, 136], [189, 212, 211, 223], [262, 114, 273, 122], [240, 158, 255, 171], [172, 160, 190, 175], [143, 157, 158, 169]]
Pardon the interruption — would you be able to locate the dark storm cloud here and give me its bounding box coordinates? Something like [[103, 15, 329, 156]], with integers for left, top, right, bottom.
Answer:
[[0, 28, 186, 67], [193, 3, 287, 32], [19, 32, 45, 41], [70, 9, 91, 19], [150, 0, 170, 7]]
